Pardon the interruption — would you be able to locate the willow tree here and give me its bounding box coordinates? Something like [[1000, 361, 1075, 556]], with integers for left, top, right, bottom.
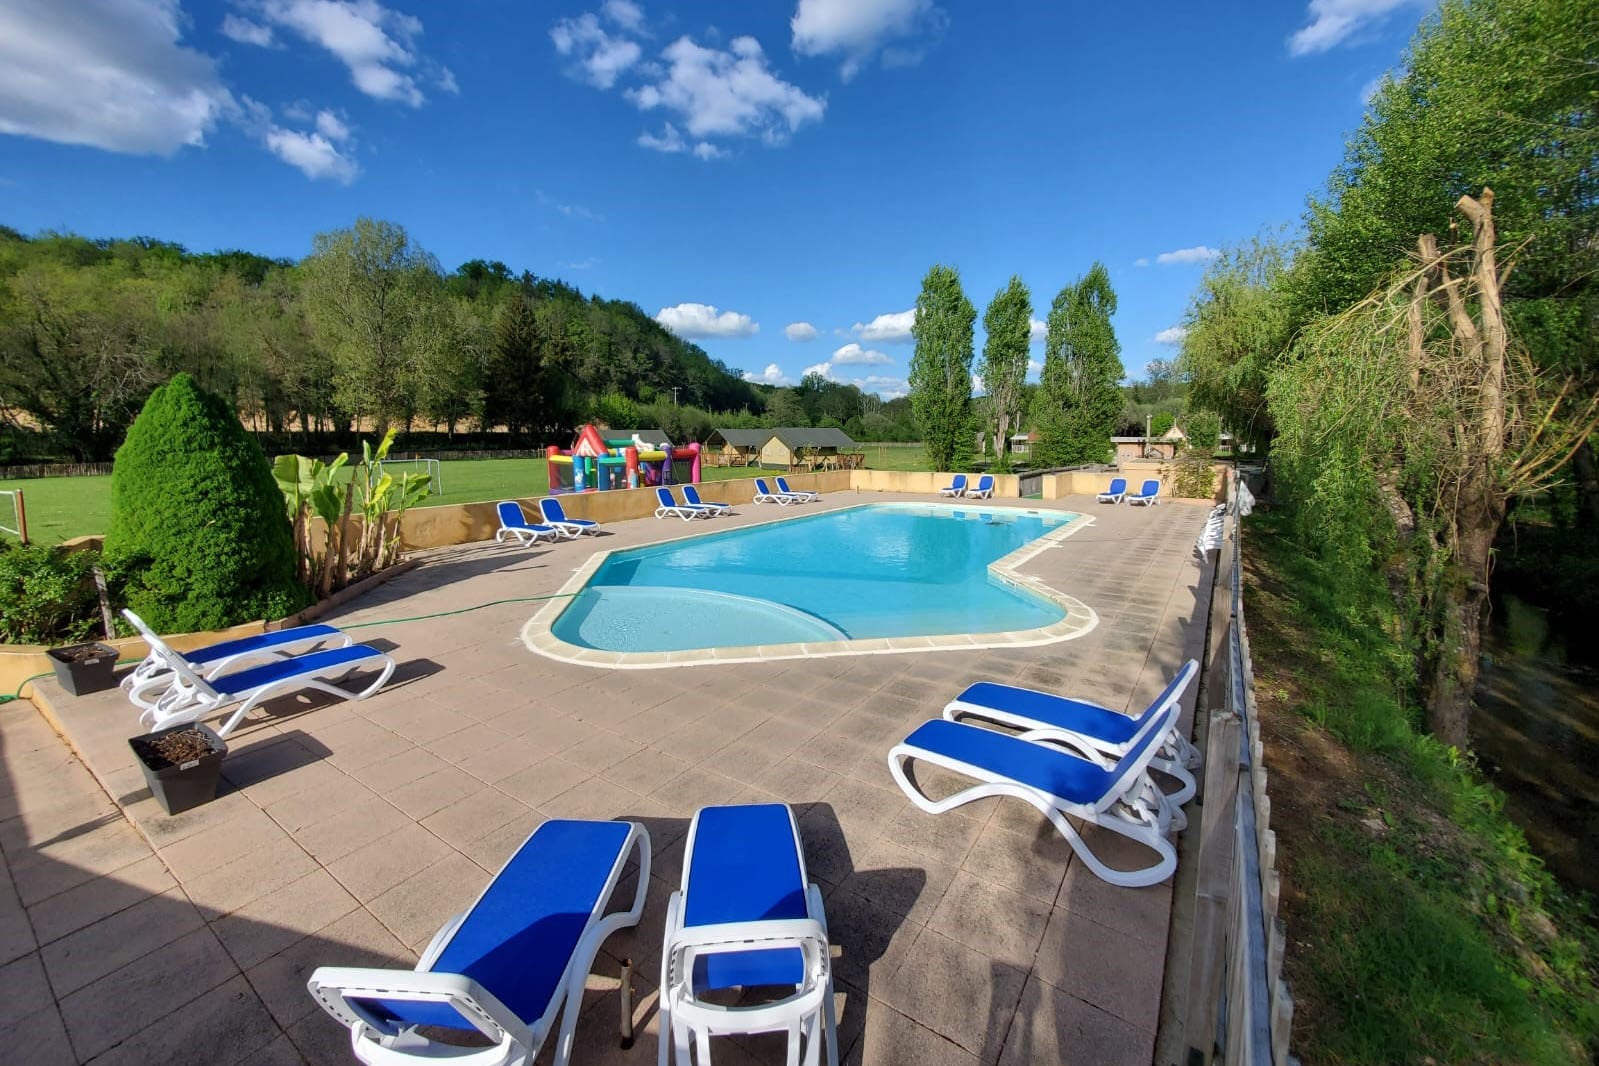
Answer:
[[980, 276, 1032, 471], [1033, 263, 1123, 466], [908, 264, 976, 471], [1270, 190, 1598, 748]]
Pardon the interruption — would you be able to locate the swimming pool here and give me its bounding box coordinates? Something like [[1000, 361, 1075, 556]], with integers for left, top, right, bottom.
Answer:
[[528, 502, 1097, 665]]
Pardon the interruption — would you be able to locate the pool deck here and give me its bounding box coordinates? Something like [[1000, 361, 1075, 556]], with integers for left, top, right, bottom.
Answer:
[[0, 491, 1214, 1065]]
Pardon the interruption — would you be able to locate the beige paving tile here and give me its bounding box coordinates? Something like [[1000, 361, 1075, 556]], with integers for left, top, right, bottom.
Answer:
[[845, 1000, 979, 1066], [879, 927, 1029, 1063], [495, 757, 592, 808], [87, 974, 281, 1066], [0, 951, 55, 1027], [961, 822, 1073, 905], [58, 925, 238, 1060], [838, 837, 955, 926], [998, 975, 1151, 1066], [419, 787, 535, 849], [1031, 906, 1166, 1032], [386, 766, 482, 821], [325, 823, 452, 903], [0, 1005, 75, 1066], [366, 851, 488, 951], [210, 868, 362, 971], [0, 892, 37, 966], [41, 885, 204, 997], [244, 907, 413, 1029], [182, 835, 320, 920], [290, 795, 411, 865], [928, 870, 1053, 969]]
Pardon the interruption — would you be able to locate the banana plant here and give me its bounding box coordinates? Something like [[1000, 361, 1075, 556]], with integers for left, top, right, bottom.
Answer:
[[272, 452, 350, 589]]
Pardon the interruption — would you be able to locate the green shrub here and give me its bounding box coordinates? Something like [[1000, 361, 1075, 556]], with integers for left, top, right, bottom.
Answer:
[[1172, 453, 1218, 499], [1182, 409, 1222, 454], [0, 543, 102, 645], [104, 373, 309, 632]]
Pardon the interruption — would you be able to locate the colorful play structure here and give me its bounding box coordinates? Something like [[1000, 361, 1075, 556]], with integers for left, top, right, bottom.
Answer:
[[546, 425, 702, 494]]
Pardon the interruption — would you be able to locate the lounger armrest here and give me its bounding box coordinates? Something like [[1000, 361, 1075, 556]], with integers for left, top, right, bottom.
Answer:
[[307, 966, 532, 1052], [668, 917, 829, 956]]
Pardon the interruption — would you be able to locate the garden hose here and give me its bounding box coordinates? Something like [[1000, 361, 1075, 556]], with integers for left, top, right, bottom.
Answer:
[[0, 593, 580, 706]]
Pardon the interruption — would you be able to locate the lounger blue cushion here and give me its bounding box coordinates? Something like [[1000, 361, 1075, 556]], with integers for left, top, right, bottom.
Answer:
[[361, 819, 633, 1031], [902, 719, 1122, 805], [541, 499, 597, 527], [185, 624, 342, 667], [684, 804, 807, 991], [212, 644, 384, 697], [954, 684, 1144, 744]]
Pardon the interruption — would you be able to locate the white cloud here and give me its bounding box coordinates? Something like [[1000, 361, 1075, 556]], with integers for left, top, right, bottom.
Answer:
[[743, 362, 791, 385], [802, 361, 833, 379], [971, 372, 983, 393], [655, 302, 759, 338], [1360, 72, 1391, 105], [692, 140, 727, 160], [601, 0, 646, 34], [263, 123, 359, 182], [831, 342, 891, 365], [551, 11, 642, 89], [1155, 245, 1221, 265], [852, 308, 915, 343], [1154, 326, 1188, 345], [221, 14, 276, 47], [1134, 257, 1150, 268], [0, 0, 232, 156], [791, 0, 945, 81], [258, 0, 442, 106], [800, 360, 906, 397], [566, 256, 599, 270], [785, 322, 818, 342], [1027, 359, 1044, 375], [1288, 0, 1422, 57], [436, 66, 458, 93], [628, 35, 824, 147], [314, 109, 350, 141], [1029, 317, 1046, 344], [638, 123, 686, 153]]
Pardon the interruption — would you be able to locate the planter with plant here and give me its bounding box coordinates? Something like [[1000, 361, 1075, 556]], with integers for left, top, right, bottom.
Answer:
[[45, 640, 120, 696], [128, 724, 228, 815]]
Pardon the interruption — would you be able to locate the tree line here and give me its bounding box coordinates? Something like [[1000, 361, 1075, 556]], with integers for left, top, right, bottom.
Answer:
[[0, 219, 923, 463], [1178, 0, 1597, 747], [908, 263, 1130, 472]]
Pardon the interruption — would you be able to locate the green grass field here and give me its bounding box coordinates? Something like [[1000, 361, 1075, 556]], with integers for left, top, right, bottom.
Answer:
[[0, 445, 936, 546]]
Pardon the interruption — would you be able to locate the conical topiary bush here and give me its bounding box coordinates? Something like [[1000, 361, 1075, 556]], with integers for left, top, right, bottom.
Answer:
[[104, 373, 310, 633]]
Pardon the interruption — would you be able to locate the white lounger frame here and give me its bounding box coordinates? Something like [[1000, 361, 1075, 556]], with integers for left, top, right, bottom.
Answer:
[[656, 491, 715, 521], [937, 476, 968, 498], [1096, 480, 1127, 504], [119, 609, 352, 706], [774, 479, 817, 503], [753, 481, 799, 505], [659, 808, 840, 1066], [539, 499, 602, 538], [943, 660, 1201, 806], [134, 632, 394, 739], [888, 706, 1183, 888], [1128, 483, 1161, 506], [310, 823, 650, 1066], [682, 487, 732, 515], [495, 502, 559, 546]]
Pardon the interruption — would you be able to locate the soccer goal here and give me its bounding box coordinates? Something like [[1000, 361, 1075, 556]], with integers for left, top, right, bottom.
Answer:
[[0, 489, 27, 544], [375, 457, 442, 497]]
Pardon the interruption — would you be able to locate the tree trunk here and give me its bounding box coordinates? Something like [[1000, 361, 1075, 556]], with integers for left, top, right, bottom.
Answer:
[[1427, 479, 1503, 749]]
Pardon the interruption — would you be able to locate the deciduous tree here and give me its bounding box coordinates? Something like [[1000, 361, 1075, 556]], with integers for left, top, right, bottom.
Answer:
[[1033, 263, 1123, 466], [908, 264, 975, 471], [980, 276, 1031, 472]]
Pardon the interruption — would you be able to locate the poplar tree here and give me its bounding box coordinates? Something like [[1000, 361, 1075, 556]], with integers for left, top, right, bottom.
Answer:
[[908, 264, 976, 471], [980, 276, 1032, 471], [1033, 263, 1123, 466]]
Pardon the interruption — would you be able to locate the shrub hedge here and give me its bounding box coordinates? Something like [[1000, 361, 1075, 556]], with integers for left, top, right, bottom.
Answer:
[[104, 374, 309, 632]]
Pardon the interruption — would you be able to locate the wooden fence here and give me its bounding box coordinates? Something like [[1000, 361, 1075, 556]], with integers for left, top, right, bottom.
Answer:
[[1182, 470, 1295, 1065]]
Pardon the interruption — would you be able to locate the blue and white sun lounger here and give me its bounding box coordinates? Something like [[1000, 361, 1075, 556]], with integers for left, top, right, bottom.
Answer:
[[496, 501, 561, 547], [1128, 479, 1161, 506], [889, 700, 1183, 887], [138, 638, 395, 739], [656, 486, 714, 521], [539, 497, 601, 537], [753, 478, 799, 505], [660, 804, 839, 1066], [938, 474, 968, 498], [309, 819, 650, 1066], [964, 474, 995, 499], [682, 484, 731, 515], [1097, 477, 1127, 504], [944, 658, 1201, 806], [120, 608, 351, 705], [774, 476, 817, 503]]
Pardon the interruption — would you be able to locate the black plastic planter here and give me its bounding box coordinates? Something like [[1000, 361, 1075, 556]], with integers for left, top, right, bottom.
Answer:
[[46, 642, 120, 696], [128, 724, 228, 815]]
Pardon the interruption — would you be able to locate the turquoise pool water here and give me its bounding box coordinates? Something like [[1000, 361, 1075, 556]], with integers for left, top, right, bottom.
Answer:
[[551, 503, 1076, 653]]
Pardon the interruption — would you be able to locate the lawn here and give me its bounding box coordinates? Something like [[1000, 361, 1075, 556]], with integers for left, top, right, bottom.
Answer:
[[1, 448, 935, 546]]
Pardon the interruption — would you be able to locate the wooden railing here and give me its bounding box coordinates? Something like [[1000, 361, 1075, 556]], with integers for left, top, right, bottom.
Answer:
[[1182, 471, 1295, 1065]]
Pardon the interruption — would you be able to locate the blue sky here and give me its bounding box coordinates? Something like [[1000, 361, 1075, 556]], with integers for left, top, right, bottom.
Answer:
[[0, 0, 1433, 397]]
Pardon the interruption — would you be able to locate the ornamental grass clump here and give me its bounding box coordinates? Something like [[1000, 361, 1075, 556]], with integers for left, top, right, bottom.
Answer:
[[104, 373, 309, 633]]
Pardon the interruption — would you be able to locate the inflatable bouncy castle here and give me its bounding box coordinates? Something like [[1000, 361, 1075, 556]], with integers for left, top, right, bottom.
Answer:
[[546, 425, 702, 493]]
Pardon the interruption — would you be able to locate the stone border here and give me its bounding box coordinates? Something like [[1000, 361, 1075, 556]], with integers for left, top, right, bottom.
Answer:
[[521, 501, 1100, 669]]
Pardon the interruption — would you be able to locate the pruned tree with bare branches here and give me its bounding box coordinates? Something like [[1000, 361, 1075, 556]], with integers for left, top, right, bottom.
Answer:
[[1270, 189, 1599, 748]]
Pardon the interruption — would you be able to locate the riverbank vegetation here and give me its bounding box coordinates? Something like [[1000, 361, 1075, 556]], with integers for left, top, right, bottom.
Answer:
[[1245, 508, 1597, 1062]]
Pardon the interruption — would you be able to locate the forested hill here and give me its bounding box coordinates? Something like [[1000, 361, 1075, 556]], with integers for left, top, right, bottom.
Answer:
[[0, 220, 766, 461]]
